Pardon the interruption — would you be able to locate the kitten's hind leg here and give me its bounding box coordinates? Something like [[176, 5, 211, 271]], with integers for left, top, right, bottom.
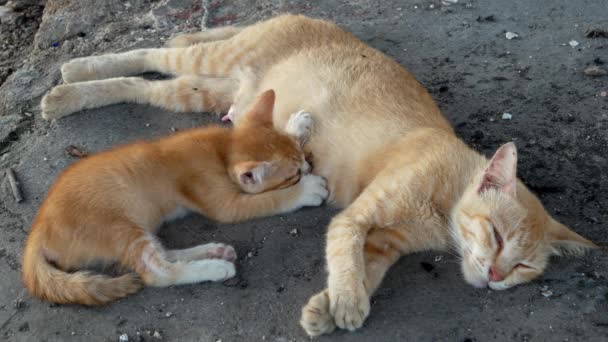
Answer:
[[41, 75, 236, 120], [166, 26, 244, 47], [165, 243, 237, 263], [125, 233, 235, 287]]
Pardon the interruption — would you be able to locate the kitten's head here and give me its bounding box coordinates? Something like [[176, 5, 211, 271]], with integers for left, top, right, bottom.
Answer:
[[229, 90, 310, 194], [452, 142, 596, 290]]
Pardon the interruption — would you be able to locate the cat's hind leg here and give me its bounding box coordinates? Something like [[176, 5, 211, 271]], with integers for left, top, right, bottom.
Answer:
[[166, 26, 243, 47], [165, 243, 237, 263], [124, 232, 235, 287], [62, 40, 249, 83], [41, 75, 236, 120]]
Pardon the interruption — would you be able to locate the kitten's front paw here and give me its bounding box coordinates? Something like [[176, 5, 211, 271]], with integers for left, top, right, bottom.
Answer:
[[301, 290, 336, 337], [41, 84, 79, 120], [285, 110, 314, 145], [329, 281, 370, 331], [295, 174, 328, 208]]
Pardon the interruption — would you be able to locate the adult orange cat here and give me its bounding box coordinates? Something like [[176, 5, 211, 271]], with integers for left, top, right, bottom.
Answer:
[[23, 90, 328, 305], [40, 15, 596, 335]]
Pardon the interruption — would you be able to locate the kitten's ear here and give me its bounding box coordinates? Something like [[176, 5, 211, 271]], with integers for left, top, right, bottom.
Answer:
[[547, 218, 598, 256], [233, 161, 273, 186], [242, 89, 275, 127], [478, 142, 518, 196]]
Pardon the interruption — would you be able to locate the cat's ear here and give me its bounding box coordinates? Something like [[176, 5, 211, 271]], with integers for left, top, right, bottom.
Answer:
[[478, 142, 518, 196], [233, 161, 273, 186], [242, 89, 275, 127], [547, 217, 598, 255]]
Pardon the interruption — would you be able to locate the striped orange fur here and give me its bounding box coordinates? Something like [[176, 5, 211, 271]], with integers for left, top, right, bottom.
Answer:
[[23, 90, 328, 305], [40, 14, 596, 335]]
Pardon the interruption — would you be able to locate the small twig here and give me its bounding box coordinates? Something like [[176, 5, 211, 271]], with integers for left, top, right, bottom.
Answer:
[[201, 0, 210, 30], [6, 168, 23, 203]]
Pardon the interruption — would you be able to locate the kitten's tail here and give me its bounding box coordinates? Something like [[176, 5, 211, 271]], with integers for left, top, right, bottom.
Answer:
[[22, 232, 142, 306]]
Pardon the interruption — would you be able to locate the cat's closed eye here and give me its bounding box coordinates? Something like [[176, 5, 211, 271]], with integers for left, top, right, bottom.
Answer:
[[492, 225, 503, 251]]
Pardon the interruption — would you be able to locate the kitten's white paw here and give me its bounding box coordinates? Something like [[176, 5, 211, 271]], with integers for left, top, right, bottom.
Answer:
[[295, 174, 328, 208], [200, 243, 237, 262], [329, 280, 370, 331], [190, 259, 236, 282], [41, 84, 80, 120], [285, 110, 314, 145], [300, 290, 336, 337], [61, 58, 96, 83]]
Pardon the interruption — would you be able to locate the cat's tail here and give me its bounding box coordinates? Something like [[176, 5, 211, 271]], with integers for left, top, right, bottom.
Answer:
[[22, 232, 142, 306]]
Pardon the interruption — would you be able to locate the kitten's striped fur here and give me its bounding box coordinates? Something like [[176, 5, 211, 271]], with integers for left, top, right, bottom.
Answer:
[[24, 90, 328, 305], [40, 14, 596, 335]]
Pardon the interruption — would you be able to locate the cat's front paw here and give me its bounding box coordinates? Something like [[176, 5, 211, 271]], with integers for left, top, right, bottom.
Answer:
[[41, 84, 79, 120], [329, 280, 370, 331], [295, 174, 328, 208], [301, 290, 336, 337], [285, 110, 314, 146], [61, 58, 96, 83]]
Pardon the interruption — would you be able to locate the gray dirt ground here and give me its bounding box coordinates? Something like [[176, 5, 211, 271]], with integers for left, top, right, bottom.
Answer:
[[1, 0, 607, 341]]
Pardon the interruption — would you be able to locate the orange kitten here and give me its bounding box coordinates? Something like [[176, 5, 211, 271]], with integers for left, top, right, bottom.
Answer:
[[39, 14, 596, 335], [23, 90, 328, 305]]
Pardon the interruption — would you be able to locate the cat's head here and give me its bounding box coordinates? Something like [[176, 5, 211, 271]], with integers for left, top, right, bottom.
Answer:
[[229, 89, 310, 194], [452, 142, 596, 290]]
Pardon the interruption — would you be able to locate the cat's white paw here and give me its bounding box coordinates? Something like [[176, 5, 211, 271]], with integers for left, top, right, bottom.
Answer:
[[295, 174, 328, 208], [61, 58, 96, 83], [200, 243, 237, 262], [190, 259, 236, 282], [329, 280, 370, 331], [41, 84, 80, 120], [285, 110, 314, 145], [300, 290, 336, 337]]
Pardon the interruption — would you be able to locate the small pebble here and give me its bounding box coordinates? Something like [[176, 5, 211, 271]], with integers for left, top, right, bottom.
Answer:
[[505, 32, 519, 40], [600, 91, 607, 97], [289, 228, 299, 236], [152, 331, 163, 339], [145, 123, 151, 127], [502, 113, 513, 120], [165, 312, 173, 318], [568, 40, 579, 47], [119, 334, 129, 342], [541, 290, 553, 297], [247, 251, 254, 258], [584, 65, 607, 77], [434, 255, 443, 262], [442, 0, 458, 5]]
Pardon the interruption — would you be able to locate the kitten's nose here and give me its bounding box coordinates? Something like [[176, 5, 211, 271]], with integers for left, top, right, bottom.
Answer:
[[488, 266, 505, 282]]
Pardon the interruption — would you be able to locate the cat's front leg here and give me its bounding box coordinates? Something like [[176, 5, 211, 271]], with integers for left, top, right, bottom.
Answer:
[[325, 212, 371, 331]]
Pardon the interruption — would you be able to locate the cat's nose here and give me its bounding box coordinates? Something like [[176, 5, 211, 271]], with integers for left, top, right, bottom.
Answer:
[[488, 266, 505, 282]]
